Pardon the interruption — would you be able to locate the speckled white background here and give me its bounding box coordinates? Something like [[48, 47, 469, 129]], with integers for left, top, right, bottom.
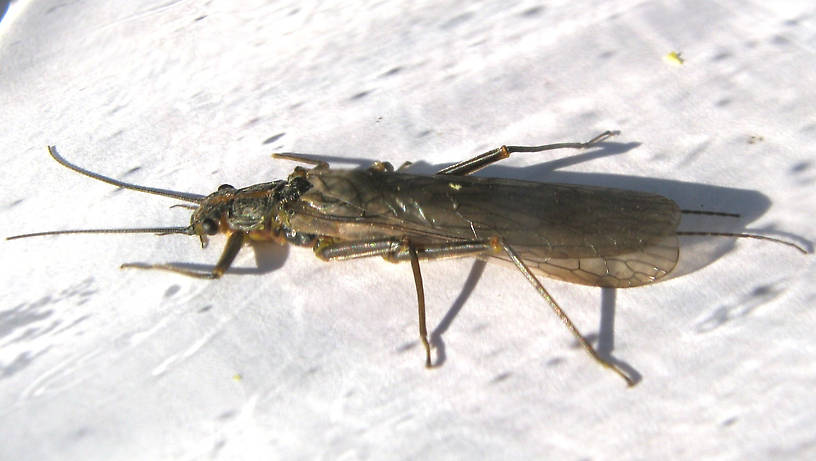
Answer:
[[1, 0, 815, 459]]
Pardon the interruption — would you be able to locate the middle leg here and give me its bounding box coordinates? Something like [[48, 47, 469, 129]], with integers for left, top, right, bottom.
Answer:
[[314, 237, 496, 366]]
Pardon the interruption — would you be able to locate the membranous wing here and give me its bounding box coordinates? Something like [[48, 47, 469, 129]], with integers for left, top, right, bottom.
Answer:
[[287, 169, 681, 288]]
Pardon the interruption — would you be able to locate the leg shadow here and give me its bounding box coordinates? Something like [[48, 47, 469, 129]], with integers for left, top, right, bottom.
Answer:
[[594, 287, 641, 385], [429, 259, 487, 366]]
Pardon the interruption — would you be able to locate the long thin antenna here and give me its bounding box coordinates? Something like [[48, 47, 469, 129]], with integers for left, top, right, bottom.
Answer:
[[47, 146, 205, 203], [7, 226, 193, 240]]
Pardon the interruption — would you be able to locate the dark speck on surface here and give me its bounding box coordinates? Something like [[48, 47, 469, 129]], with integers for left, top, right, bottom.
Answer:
[[546, 357, 564, 367], [751, 284, 771, 296], [490, 372, 512, 383], [164, 285, 181, 298], [380, 66, 403, 77], [721, 416, 738, 427], [771, 35, 790, 46], [218, 410, 237, 421], [350, 90, 370, 101], [520, 6, 544, 17], [790, 161, 810, 173], [263, 133, 286, 145]]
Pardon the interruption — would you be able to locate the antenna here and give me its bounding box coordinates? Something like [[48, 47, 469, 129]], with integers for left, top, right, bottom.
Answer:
[[46, 145, 205, 203]]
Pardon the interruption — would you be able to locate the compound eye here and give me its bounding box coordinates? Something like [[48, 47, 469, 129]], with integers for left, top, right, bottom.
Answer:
[[201, 218, 219, 235], [218, 184, 235, 191]]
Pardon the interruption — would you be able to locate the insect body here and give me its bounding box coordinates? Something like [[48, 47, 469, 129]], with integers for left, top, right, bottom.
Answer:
[[8, 132, 807, 386]]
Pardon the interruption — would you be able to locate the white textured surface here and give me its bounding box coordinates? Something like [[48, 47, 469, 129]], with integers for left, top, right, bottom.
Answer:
[[1, 1, 815, 459]]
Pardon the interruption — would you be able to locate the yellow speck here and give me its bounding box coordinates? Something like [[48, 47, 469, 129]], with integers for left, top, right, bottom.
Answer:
[[663, 51, 684, 66], [232, 373, 243, 381], [449, 183, 462, 191]]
